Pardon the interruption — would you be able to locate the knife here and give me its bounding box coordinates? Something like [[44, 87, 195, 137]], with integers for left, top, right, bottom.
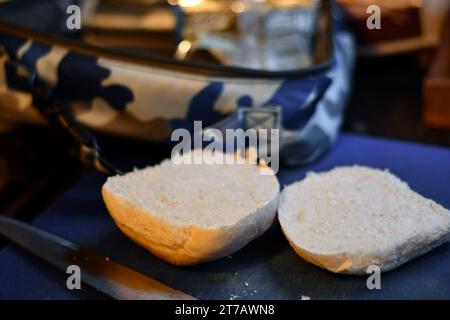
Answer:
[[0, 216, 195, 300]]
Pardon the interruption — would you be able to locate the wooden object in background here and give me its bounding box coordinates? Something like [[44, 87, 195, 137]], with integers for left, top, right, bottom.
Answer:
[[338, 0, 450, 56], [423, 14, 450, 129]]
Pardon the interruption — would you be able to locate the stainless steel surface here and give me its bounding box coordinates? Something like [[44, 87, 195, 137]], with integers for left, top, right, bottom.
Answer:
[[0, 216, 195, 300]]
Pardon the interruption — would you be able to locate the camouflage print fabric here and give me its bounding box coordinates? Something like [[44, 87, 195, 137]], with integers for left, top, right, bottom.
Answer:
[[0, 29, 354, 165]]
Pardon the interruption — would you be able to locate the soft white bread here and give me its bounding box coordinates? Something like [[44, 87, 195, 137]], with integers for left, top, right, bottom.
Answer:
[[102, 150, 280, 266], [278, 166, 450, 274]]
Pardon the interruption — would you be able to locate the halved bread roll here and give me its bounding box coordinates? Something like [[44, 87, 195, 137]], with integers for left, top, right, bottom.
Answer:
[[278, 166, 450, 274], [102, 150, 280, 266]]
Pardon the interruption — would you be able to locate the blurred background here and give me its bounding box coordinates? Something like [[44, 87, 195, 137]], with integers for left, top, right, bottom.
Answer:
[[0, 0, 449, 224]]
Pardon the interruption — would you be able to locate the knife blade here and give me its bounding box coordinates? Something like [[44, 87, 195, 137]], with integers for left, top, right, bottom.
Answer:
[[0, 216, 195, 300]]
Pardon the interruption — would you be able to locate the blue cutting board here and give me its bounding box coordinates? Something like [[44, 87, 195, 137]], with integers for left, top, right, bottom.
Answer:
[[1, 134, 450, 299]]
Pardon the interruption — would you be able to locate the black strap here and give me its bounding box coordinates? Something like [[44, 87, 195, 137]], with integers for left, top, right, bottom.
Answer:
[[6, 59, 123, 176], [32, 79, 122, 175]]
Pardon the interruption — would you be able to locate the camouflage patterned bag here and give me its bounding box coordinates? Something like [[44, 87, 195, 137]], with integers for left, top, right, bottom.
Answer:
[[0, 0, 354, 169]]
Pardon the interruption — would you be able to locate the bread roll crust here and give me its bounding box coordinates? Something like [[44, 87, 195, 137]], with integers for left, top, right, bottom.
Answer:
[[102, 152, 279, 266], [278, 166, 450, 274], [103, 189, 279, 265]]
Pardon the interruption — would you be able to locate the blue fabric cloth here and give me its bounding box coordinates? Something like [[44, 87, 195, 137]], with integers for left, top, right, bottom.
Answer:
[[1, 134, 450, 300]]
